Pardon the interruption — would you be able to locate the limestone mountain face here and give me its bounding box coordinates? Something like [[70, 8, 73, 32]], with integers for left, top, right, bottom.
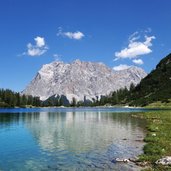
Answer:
[[22, 60, 147, 102]]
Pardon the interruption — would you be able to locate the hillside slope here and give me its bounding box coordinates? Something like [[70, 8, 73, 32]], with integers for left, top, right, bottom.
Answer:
[[129, 53, 171, 106]]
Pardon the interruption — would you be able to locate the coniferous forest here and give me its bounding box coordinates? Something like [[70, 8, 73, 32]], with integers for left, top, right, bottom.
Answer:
[[0, 89, 41, 107]]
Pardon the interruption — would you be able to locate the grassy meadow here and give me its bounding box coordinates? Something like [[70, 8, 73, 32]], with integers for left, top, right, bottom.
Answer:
[[133, 111, 171, 170]]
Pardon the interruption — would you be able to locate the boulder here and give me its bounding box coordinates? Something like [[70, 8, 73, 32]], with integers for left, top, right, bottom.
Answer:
[[156, 156, 171, 165]]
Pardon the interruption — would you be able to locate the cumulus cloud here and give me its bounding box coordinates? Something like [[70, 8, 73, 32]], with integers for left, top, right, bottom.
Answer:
[[34, 36, 45, 47], [64, 31, 84, 40], [113, 64, 131, 71], [25, 36, 48, 56], [132, 59, 144, 65], [57, 27, 84, 40], [115, 31, 155, 60]]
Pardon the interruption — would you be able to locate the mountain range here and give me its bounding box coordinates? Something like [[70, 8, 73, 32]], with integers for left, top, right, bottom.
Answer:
[[22, 59, 147, 103]]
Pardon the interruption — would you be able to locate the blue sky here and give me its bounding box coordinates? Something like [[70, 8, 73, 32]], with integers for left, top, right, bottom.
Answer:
[[0, 0, 171, 92]]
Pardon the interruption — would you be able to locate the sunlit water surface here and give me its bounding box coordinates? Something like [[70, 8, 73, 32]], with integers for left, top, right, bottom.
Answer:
[[0, 108, 147, 170]]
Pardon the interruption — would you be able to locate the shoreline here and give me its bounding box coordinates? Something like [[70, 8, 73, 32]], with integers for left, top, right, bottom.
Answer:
[[131, 111, 171, 170], [1, 105, 171, 109]]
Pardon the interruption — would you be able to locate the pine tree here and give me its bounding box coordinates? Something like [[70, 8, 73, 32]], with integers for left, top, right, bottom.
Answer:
[[71, 97, 77, 107]]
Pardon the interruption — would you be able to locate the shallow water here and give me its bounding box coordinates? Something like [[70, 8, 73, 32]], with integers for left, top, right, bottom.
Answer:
[[0, 108, 146, 170]]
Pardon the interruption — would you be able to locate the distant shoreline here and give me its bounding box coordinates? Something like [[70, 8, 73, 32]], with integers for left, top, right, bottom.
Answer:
[[0, 105, 171, 110]]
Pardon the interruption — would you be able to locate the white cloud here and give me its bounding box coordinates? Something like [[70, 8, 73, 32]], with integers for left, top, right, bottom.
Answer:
[[113, 64, 131, 71], [53, 54, 62, 61], [64, 31, 84, 40], [132, 59, 144, 65], [128, 31, 140, 43], [115, 31, 155, 60], [34, 36, 45, 47], [57, 27, 84, 40], [24, 36, 48, 56]]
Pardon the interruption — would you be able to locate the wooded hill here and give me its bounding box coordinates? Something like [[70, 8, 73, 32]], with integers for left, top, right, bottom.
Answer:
[[128, 53, 171, 106]]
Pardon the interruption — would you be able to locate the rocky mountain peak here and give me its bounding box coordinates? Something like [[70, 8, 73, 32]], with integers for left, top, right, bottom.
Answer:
[[22, 60, 147, 102]]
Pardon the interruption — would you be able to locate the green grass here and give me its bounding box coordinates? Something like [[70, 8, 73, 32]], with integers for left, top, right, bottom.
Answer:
[[134, 111, 171, 170], [145, 100, 171, 109]]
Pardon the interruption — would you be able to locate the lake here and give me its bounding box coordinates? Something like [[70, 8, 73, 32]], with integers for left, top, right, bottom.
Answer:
[[0, 107, 148, 170]]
